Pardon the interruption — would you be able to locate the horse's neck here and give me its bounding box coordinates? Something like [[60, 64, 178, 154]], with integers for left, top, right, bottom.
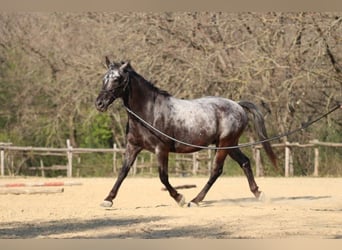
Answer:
[[124, 75, 156, 118]]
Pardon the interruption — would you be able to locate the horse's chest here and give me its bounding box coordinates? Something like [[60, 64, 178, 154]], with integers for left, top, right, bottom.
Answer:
[[127, 120, 163, 150]]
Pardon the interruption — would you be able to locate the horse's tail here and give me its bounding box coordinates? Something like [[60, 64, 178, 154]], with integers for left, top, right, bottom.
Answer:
[[238, 101, 279, 172]]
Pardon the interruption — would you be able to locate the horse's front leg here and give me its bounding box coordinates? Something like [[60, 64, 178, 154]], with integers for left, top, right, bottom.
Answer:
[[156, 148, 186, 207], [101, 143, 142, 207]]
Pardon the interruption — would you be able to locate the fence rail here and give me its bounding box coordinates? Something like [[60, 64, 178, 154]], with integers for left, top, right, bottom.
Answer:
[[1, 139, 341, 177], [253, 139, 342, 177]]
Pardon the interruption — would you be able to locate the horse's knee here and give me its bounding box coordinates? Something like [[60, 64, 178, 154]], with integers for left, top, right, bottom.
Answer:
[[207, 166, 223, 185], [113, 164, 131, 183], [213, 167, 223, 177], [241, 159, 251, 170], [119, 164, 131, 176]]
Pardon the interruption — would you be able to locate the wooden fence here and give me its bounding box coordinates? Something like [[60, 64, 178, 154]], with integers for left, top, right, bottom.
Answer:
[[0, 140, 125, 177], [1, 139, 341, 177], [253, 140, 342, 177]]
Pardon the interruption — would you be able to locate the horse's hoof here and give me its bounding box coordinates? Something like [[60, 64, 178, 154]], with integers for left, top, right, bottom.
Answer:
[[187, 202, 199, 207], [258, 191, 266, 202], [177, 194, 186, 207], [100, 200, 113, 207]]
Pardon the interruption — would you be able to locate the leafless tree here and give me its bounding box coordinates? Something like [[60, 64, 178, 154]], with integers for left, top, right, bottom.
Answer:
[[0, 12, 340, 173]]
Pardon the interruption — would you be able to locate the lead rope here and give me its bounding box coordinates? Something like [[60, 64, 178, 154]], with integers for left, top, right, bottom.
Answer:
[[125, 104, 341, 150]]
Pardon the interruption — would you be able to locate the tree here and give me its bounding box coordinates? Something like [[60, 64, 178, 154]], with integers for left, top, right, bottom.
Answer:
[[0, 12, 341, 175]]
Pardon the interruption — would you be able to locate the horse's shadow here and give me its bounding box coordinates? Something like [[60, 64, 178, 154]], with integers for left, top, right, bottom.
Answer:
[[201, 195, 332, 207]]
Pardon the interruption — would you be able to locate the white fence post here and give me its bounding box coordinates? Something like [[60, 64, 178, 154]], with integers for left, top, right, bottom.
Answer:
[[285, 141, 290, 177], [1, 149, 4, 176], [192, 152, 199, 175], [66, 139, 73, 178], [312, 139, 320, 177], [113, 143, 117, 174], [255, 147, 263, 177]]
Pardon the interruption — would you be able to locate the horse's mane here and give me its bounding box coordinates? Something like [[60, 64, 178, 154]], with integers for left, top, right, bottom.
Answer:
[[129, 67, 172, 97], [109, 61, 171, 97]]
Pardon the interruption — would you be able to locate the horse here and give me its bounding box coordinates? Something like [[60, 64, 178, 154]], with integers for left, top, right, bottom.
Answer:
[[95, 57, 278, 207]]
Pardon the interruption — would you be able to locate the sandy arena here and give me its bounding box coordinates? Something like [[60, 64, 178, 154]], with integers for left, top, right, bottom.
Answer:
[[0, 176, 341, 239]]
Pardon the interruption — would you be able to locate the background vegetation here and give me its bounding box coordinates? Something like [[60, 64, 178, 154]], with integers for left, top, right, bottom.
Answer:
[[0, 12, 341, 176]]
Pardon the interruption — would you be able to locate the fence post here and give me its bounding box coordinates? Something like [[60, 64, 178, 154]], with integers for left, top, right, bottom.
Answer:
[[66, 139, 73, 178], [149, 153, 153, 174], [255, 147, 263, 177], [40, 159, 45, 177], [207, 150, 212, 173], [192, 152, 198, 175], [285, 141, 291, 177], [113, 143, 117, 174], [312, 139, 319, 176], [1, 149, 4, 176], [132, 157, 137, 175], [289, 148, 294, 176]]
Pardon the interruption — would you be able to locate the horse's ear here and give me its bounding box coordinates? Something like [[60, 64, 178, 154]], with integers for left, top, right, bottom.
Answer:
[[119, 61, 130, 72], [105, 56, 111, 68]]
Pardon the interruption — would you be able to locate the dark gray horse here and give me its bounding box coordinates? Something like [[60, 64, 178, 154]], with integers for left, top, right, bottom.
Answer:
[[95, 58, 277, 207]]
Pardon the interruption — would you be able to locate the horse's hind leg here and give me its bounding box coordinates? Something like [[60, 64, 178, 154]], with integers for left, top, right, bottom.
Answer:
[[189, 149, 229, 206], [156, 148, 186, 206], [228, 148, 262, 199], [101, 143, 142, 207]]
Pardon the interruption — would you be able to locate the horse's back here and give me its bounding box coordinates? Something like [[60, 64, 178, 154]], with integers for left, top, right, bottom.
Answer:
[[169, 96, 246, 120]]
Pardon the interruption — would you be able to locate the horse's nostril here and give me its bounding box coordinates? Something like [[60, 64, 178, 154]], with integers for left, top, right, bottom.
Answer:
[[96, 100, 104, 110], [96, 100, 102, 106]]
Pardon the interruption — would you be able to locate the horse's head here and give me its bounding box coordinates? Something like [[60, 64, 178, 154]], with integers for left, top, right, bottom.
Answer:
[[95, 57, 131, 112]]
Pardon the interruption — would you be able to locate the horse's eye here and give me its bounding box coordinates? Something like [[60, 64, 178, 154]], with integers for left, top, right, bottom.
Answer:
[[105, 80, 115, 91]]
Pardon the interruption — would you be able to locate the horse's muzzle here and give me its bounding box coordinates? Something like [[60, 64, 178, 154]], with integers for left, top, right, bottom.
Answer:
[[95, 98, 108, 112]]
